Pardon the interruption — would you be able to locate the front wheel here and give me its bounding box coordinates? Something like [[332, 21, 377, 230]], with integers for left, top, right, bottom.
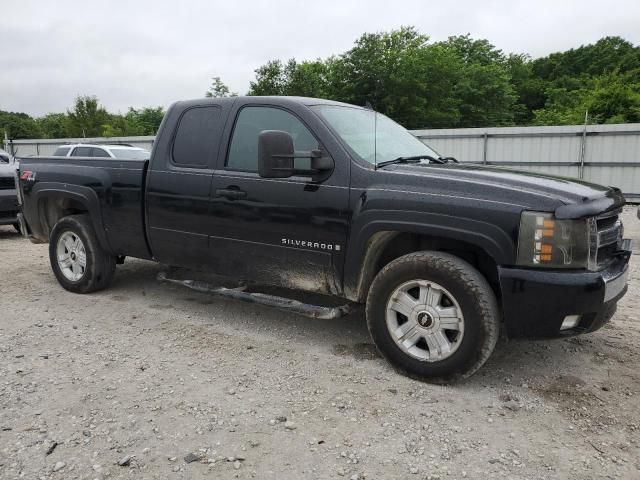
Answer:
[[366, 251, 499, 383], [49, 214, 116, 293]]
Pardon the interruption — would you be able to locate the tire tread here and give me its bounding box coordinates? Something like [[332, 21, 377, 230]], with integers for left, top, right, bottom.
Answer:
[[49, 214, 116, 294], [366, 251, 500, 383]]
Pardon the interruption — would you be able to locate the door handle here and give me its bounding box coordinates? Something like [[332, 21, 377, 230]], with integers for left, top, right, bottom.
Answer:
[[215, 188, 247, 200]]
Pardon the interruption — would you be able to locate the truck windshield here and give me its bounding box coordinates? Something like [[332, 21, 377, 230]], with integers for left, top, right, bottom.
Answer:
[[311, 105, 439, 166]]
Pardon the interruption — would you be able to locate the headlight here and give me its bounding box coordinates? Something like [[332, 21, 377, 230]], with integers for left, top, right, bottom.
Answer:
[[516, 211, 589, 268]]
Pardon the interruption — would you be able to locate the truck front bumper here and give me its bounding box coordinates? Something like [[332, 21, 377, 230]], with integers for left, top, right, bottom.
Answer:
[[498, 239, 632, 338], [0, 189, 19, 226]]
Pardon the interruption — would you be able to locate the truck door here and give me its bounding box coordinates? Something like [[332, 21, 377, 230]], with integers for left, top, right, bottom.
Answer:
[[207, 103, 350, 295], [146, 104, 229, 268]]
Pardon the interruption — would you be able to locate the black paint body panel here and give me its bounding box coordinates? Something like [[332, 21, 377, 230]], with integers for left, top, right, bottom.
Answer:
[[18, 159, 151, 259], [498, 250, 630, 338]]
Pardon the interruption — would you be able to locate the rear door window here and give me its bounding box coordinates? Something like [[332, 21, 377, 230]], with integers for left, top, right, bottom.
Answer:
[[172, 106, 223, 168], [71, 147, 92, 157]]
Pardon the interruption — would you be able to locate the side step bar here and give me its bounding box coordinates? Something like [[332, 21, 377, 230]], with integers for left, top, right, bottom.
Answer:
[[157, 272, 351, 320]]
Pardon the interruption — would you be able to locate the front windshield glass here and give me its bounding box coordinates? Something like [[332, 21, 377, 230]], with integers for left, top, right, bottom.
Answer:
[[110, 148, 150, 160], [311, 105, 439, 165]]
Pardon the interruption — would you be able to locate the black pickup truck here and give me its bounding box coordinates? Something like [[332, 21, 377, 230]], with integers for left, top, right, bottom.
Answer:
[[17, 96, 632, 382]]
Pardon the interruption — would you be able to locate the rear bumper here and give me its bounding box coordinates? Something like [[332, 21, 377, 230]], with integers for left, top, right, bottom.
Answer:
[[499, 239, 632, 338]]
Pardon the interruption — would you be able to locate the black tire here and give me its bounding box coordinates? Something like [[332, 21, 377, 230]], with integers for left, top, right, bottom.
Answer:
[[49, 214, 116, 293], [13, 222, 21, 234], [366, 251, 499, 383]]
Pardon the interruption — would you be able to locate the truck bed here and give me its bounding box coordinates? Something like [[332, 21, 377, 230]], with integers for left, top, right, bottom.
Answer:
[[18, 157, 152, 259]]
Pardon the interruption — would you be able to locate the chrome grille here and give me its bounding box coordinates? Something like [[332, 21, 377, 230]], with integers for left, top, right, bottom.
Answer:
[[588, 209, 623, 270]]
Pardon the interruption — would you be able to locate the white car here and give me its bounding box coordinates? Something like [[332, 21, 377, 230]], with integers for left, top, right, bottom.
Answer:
[[53, 143, 150, 160]]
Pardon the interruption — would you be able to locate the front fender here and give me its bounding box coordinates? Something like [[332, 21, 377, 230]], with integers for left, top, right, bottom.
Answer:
[[343, 210, 516, 302]]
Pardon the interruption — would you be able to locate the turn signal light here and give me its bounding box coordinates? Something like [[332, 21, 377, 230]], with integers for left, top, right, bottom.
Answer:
[[534, 216, 555, 263], [516, 212, 589, 269]]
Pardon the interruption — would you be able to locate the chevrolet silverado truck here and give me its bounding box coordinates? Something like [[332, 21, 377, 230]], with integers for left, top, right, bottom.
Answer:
[[17, 96, 632, 382]]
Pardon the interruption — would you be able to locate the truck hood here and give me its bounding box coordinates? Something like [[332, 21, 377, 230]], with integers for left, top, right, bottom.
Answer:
[[388, 163, 625, 218]]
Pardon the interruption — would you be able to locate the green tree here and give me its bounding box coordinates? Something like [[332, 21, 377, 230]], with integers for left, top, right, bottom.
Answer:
[[331, 27, 430, 112], [66, 96, 110, 137], [247, 27, 518, 128], [439, 35, 517, 127], [35, 113, 69, 138], [506, 54, 547, 124], [533, 71, 640, 125], [284, 59, 331, 97], [248, 60, 289, 95], [125, 107, 165, 135], [248, 59, 332, 98], [0, 111, 42, 139], [205, 77, 236, 98], [532, 36, 640, 81]]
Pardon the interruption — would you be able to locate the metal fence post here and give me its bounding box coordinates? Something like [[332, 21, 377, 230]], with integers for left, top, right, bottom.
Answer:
[[482, 133, 488, 165], [578, 129, 587, 179], [578, 111, 588, 179]]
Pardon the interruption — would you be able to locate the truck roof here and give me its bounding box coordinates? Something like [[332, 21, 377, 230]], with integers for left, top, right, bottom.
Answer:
[[174, 96, 362, 110]]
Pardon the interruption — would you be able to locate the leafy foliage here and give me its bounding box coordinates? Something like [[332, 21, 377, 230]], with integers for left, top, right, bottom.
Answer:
[[248, 30, 640, 128], [1, 98, 166, 140], [205, 77, 237, 98], [65, 96, 110, 137]]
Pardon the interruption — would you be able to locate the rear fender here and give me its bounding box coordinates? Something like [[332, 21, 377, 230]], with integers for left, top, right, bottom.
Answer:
[[31, 182, 112, 253]]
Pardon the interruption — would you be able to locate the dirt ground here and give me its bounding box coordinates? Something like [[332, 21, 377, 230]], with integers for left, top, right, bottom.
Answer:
[[1, 207, 639, 480]]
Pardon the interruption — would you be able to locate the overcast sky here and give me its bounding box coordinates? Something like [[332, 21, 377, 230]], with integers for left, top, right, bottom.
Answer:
[[2, 0, 639, 116]]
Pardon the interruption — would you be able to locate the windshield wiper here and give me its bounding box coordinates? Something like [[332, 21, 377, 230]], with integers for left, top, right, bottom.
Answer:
[[376, 155, 446, 169]]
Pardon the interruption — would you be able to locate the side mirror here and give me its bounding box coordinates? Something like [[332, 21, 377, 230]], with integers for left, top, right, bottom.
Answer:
[[258, 130, 295, 178], [258, 130, 334, 180]]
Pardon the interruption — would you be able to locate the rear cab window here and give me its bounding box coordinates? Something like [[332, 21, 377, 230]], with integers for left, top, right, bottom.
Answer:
[[172, 106, 223, 168]]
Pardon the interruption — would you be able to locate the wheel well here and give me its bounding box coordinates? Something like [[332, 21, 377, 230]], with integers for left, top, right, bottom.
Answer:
[[359, 232, 500, 301], [38, 196, 89, 239]]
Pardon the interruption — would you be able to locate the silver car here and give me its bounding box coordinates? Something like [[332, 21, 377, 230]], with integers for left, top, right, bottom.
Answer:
[[53, 143, 150, 160]]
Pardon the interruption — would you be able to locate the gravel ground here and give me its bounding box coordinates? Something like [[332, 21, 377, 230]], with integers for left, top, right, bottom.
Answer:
[[1, 206, 639, 480]]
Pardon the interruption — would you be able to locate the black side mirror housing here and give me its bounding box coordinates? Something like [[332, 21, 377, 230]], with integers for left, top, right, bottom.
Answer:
[[258, 130, 295, 178], [258, 130, 334, 180]]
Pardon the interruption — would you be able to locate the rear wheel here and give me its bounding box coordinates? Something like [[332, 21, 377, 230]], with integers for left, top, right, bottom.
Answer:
[[13, 222, 20, 234], [366, 251, 499, 383], [49, 215, 116, 293]]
